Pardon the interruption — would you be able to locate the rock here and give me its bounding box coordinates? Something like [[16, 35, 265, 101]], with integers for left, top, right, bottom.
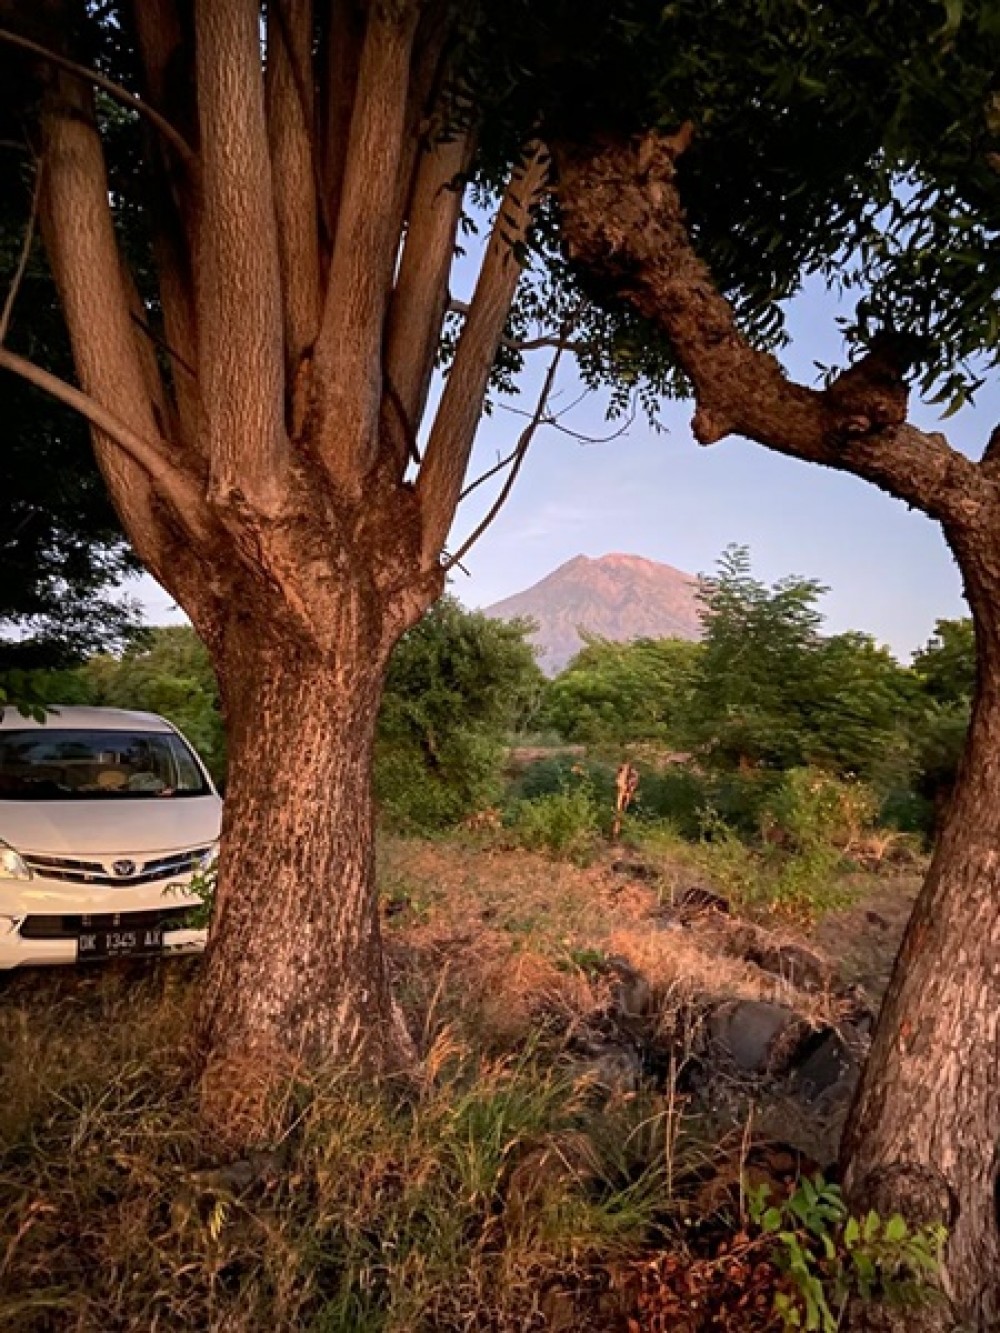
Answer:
[[604, 955, 653, 1018], [675, 885, 731, 917], [744, 941, 834, 992], [610, 857, 659, 883], [573, 1039, 643, 1095], [706, 1000, 807, 1074], [789, 1026, 864, 1108], [188, 1149, 284, 1195]]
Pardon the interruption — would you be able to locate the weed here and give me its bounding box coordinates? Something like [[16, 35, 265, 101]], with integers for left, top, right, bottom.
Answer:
[[510, 782, 601, 863], [748, 1174, 946, 1331]]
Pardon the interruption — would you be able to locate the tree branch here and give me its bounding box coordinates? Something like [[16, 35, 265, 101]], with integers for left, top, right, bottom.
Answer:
[[129, 0, 203, 454], [387, 0, 453, 256], [444, 341, 564, 571], [318, 0, 365, 260], [36, 64, 217, 579], [312, 0, 421, 490], [447, 298, 598, 355], [416, 144, 550, 565], [195, 0, 288, 512], [383, 130, 471, 473], [0, 347, 210, 540], [555, 133, 984, 527], [0, 25, 196, 167], [266, 0, 322, 394], [0, 152, 43, 345]]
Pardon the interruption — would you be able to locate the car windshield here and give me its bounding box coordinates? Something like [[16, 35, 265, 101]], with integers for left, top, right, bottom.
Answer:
[[0, 729, 210, 800]]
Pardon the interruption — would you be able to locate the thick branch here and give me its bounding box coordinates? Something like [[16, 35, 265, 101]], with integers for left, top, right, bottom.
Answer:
[[383, 131, 471, 472], [318, 0, 365, 258], [130, 0, 202, 448], [311, 1, 420, 490], [195, 0, 288, 511], [555, 134, 984, 527], [0, 25, 196, 166], [37, 68, 214, 578], [387, 1, 453, 255], [416, 145, 549, 565], [266, 0, 322, 391]]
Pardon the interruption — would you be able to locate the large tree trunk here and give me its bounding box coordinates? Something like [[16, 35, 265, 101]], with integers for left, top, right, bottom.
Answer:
[[842, 577, 1000, 1331], [196, 592, 413, 1132]]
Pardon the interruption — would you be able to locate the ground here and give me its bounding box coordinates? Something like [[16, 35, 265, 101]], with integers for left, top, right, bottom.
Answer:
[[0, 833, 924, 1331]]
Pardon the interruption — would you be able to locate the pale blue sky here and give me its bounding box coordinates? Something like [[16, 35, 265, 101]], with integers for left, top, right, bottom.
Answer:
[[442, 275, 996, 659], [138, 277, 998, 662]]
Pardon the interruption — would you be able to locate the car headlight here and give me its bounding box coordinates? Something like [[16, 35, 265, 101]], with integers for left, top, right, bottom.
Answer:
[[0, 841, 32, 881]]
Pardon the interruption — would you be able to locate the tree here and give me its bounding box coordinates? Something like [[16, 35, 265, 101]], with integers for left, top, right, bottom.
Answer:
[[3, 6, 998, 1318], [912, 617, 976, 707], [553, 12, 1000, 1324], [687, 546, 916, 787], [376, 596, 543, 828], [687, 545, 828, 771], [543, 633, 700, 748], [3, 0, 869, 1106], [909, 618, 976, 827], [0, 0, 561, 1102]]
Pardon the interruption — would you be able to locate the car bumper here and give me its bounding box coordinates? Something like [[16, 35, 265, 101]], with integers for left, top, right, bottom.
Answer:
[[0, 872, 208, 970]]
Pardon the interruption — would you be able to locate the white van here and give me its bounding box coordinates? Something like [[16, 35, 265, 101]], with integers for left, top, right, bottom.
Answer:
[[0, 706, 222, 970]]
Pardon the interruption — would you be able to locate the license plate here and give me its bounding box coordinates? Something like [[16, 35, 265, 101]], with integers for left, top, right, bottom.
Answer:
[[78, 926, 164, 959]]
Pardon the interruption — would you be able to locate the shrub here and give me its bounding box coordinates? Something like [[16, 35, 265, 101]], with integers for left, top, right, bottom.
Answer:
[[511, 784, 601, 862], [748, 1174, 946, 1331]]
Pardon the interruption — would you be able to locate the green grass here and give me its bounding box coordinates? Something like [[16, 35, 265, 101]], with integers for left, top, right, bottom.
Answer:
[[0, 965, 679, 1333]]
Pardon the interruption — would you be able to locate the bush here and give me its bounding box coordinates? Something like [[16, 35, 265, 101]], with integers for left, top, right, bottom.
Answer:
[[692, 769, 880, 918], [628, 766, 709, 837], [748, 1174, 946, 1331], [510, 754, 616, 806], [511, 784, 601, 862]]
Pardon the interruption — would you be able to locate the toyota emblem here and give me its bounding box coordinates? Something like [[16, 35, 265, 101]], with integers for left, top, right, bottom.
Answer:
[[112, 859, 137, 878]]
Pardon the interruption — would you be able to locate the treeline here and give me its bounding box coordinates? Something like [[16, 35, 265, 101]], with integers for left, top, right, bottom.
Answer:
[[8, 546, 972, 844], [540, 546, 972, 840]]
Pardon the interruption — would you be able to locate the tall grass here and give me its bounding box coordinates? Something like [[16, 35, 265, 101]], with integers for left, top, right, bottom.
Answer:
[[0, 965, 677, 1333]]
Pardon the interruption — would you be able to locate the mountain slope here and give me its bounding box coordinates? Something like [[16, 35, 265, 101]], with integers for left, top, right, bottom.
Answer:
[[483, 553, 703, 673]]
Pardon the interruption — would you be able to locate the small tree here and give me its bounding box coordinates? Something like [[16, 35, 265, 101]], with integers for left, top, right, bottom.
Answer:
[[543, 633, 700, 748], [376, 596, 543, 828]]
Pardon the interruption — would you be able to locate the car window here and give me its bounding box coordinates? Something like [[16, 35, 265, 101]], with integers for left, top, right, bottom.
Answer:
[[0, 730, 211, 800]]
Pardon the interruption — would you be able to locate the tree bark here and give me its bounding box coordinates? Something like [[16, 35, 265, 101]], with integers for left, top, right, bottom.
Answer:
[[197, 591, 413, 1135], [841, 553, 1000, 1332]]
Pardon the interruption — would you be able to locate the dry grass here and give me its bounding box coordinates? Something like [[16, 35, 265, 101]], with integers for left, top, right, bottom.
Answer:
[[0, 961, 682, 1332], [0, 835, 916, 1332]]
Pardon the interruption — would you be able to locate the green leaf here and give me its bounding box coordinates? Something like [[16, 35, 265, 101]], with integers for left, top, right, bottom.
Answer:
[[884, 1213, 909, 1243], [763, 1206, 784, 1233]]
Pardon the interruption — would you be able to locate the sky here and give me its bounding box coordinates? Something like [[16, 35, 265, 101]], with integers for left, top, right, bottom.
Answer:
[[137, 276, 1000, 664]]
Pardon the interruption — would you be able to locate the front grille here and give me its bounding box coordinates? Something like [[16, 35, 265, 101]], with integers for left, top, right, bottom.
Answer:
[[22, 847, 211, 887], [19, 906, 196, 940]]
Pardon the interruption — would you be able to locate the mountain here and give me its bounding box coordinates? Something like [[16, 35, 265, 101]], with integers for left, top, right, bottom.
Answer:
[[483, 553, 704, 674]]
